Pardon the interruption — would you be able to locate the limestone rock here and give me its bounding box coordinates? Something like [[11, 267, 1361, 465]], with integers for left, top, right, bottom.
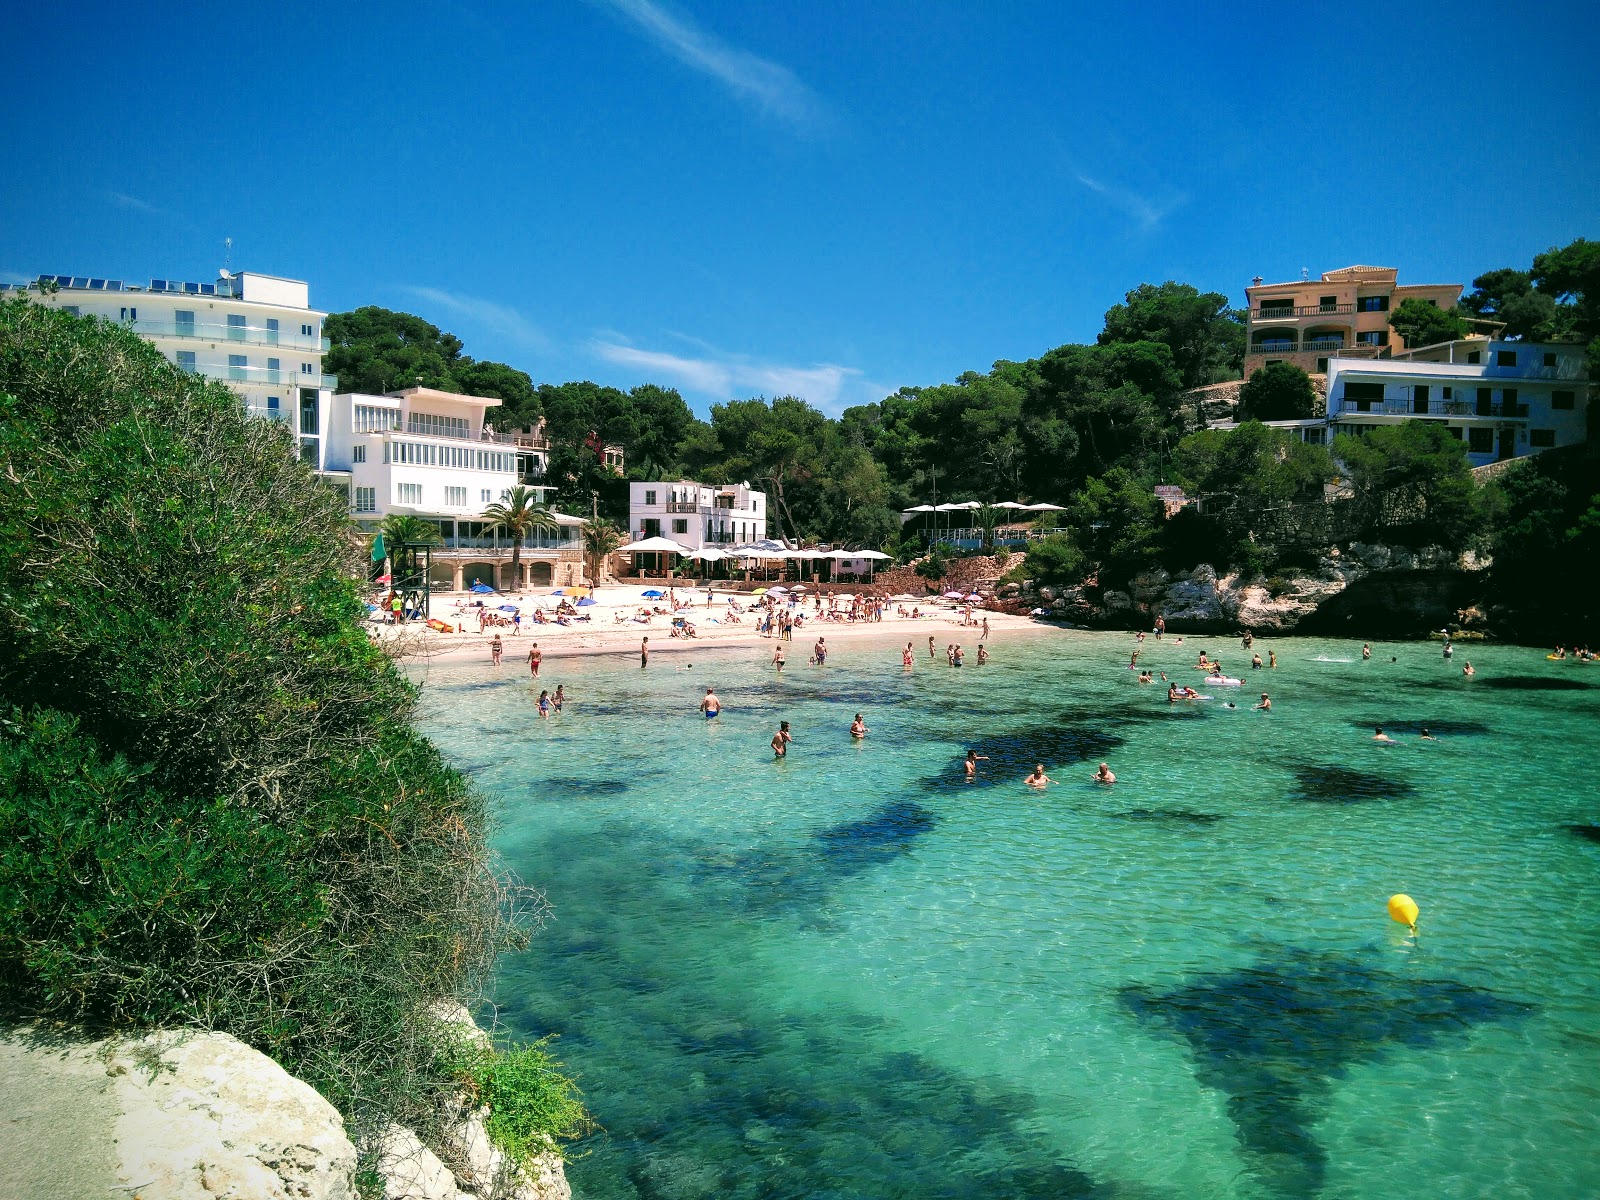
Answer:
[[106, 1029, 357, 1200], [1101, 590, 1132, 611], [378, 1125, 467, 1200]]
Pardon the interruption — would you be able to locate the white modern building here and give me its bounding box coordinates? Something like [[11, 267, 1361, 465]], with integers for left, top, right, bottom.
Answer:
[[628, 480, 767, 549], [8, 270, 337, 468], [326, 386, 586, 591], [1214, 337, 1592, 468], [1325, 338, 1591, 465]]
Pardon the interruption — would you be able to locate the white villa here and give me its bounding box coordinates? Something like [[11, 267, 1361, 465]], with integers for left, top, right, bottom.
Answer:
[[11, 269, 337, 467], [326, 387, 586, 592], [628, 480, 767, 549], [1220, 337, 1592, 467]]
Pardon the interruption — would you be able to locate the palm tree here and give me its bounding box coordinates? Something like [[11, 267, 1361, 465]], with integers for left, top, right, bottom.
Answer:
[[380, 512, 442, 550], [582, 518, 622, 587], [974, 502, 1001, 553], [481, 485, 558, 591]]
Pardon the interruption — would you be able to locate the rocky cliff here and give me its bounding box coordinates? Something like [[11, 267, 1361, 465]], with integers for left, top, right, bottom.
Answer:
[[1018, 542, 1491, 637], [0, 1008, 570, 1200]]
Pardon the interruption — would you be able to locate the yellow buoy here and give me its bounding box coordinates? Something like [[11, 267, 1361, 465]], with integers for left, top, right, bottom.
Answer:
[[1387, 893, 1419, 931]]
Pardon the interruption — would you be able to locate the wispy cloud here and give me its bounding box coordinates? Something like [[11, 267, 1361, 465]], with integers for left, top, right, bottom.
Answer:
[[1074, 173, 1184, 231], [591, 335, 870, 414], [397, 285, 553, 355], [106, 190, 176, 218], [597, 0, 824, 130]]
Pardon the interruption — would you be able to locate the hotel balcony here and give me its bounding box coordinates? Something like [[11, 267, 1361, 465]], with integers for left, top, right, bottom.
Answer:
[[1331, 398, 1529, 419], [664, 501, 702, 513], [1249, 340, 1383, 357], [214, 363, 339, 390], [1251, 303, 1355, 320], [135, 317, 331, 353]]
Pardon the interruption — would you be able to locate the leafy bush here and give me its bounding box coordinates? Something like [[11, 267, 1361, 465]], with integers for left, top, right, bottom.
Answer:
[[1238, 362, 1317, 420], [0, 299, 546, 1150], [913, 552, 947, 583], [442, 1034, 595, 1167], [1019, 535, 1086, 587]]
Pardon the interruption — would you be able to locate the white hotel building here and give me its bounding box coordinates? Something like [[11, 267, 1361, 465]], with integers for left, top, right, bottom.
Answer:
[[9, 270, 585, 592], [10, 270, 337, 467], [325, 387, 585, 592], [628, 480, 767, 548]]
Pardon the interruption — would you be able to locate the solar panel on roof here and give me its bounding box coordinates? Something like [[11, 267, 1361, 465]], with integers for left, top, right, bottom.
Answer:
[[71, 278, 89, 288], [89, 279, 105, 289]]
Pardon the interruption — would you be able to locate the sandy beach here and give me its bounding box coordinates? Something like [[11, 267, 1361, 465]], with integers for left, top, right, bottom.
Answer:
[[374, 583, 1052, 666]]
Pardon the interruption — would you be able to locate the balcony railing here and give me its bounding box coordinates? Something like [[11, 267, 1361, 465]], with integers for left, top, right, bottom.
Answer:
[[1252, 303, 1355, 319], [406, 417, 473, 440], [219, 364, 339, 390], [1334, 399, 1529, 419], [665, 501, 701, 513], [480, 429, 553, 449], [1250, 341, 1383, 358], [135, 318, 330, 352]]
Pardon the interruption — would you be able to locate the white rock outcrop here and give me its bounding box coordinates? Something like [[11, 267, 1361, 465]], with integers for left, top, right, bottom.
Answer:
[[103, 1029, 357, 1200]]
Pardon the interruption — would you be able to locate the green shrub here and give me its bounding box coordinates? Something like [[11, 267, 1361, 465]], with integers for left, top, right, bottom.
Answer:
[[442, 1034, 595, 1165], [913, 552, 947, 582], [0, 298, 550, 1148]]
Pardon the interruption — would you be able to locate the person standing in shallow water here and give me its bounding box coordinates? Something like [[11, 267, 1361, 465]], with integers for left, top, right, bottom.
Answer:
[[928, 635, 936, 660], [640, 636, 649, 668], [903, 642, 915, 670], [772, 720, 792, 758], [489, 634, 503, 665]]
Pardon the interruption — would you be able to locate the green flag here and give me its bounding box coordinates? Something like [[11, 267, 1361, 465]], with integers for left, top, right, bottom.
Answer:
[[371, 533, 385, 563]]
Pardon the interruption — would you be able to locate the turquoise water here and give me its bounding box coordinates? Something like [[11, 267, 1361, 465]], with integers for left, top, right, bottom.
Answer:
[[414, 631, 1600, 1199]]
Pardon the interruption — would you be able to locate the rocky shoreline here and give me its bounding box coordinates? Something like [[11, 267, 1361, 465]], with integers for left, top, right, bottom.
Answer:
[[1007, 542, 1495, 637], [0, 1007, 569, 1200]]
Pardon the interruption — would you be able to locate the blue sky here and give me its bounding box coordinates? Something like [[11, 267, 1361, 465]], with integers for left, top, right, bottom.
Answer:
[[4, 1, 1596, 415]]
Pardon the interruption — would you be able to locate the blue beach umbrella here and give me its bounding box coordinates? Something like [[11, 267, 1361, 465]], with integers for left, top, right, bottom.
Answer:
[[641, 589, 665, 598], [469, 582, 498, 594], [498, 604, 520, 613], [576, 596, 596, 607]]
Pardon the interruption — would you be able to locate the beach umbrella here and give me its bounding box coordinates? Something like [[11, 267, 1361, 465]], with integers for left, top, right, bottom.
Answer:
[[942, 590, 964, 599], [614, 535, 694, 554], [992, 501, 1028, 509], [965, 593, 983, 602], [769, 585, 788, 594], [564, 585, 592, 597], [469, 582, 497, 594], [903, 504, 936, 513], [498, 604, 519, 613], [1023, 502, 1065, 511], [790, 583, 808, 591], [576, 596, 596, 607], [641, 589, 665, 598], [834, 593, 856, 601], [550, 588, 565, 595], [751, 587, 768, 595]]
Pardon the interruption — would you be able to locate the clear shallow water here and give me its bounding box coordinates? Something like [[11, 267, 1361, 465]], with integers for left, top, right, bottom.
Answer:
[[413, 632, 1600, 1200]]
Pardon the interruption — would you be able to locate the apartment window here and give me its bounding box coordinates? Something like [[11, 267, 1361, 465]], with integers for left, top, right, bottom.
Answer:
[[354, 405, 401, 433], [354, 487, 376, 513], [119, 306, 138, 322], [265, 317, 279, 345], [1356, 296, 1390, 312], [352, 444, 366, 464], [672, 518, 688, 534], [397, 483, 423, 505], [445, 486, 467, 506], [1501, 387, 1520, 417], [1442, 387, 1453, 400], [1412, 384, 1430, 414], [1344, 382, 1384, 412], [267, 395, 280, 412], [1553, 390, 1575, 410], [1319, 295, 1337, 311], [266, 357, 280, 384], [1316, 358, 1329, 374], [175, 310, 195, 335], [1259, 301, 1293, 317], [300, 390, 320, 434], [176, 351, 197, 373], [480, 489, 492, 503], [644, 490, 657, 505], [301, 323, 314, 337], [300, 362, 314, 375], [1496, 350, 1517, 367], [1468, 428, 1494, 454], [1544, 352, 1558, 367], [227, 314, 246, 340], [1467, 351, 1481, 364], [407, 412, 469, 439], [1529, 429, 1556, 448], [1303, 428, 1327, 444], [1356, 331, 1389, 347], [228, 353, 248, 380], [62, 305, 80, 316]]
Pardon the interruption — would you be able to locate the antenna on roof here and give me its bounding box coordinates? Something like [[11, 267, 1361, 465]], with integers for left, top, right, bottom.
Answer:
[[1300, 266, 1309, 281], [224, 237, 232, 273]]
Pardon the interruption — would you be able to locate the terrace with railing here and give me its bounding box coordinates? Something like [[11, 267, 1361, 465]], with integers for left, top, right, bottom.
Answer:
[[1252, 303, 1355, 319], [1331, 397, 1530, 419]]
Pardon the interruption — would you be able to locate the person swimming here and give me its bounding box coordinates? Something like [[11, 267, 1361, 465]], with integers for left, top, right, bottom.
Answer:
[[964, 750, 989, 779], [772, 720, 792, 758], [850, 713, 868, 739], [1255, 693, 1271, 711], [1025, 763, 1053, 788], [1419, 727, 1437, 740], [1373, 726, 1396, 743], [1093, 762, 1116, 784]]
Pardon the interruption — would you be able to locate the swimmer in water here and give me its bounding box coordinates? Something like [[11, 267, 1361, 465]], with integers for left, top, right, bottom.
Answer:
[[850, 713, 868, 739], [1093, 762, 1116, 784], [1255, 693, 1271, 711], [1419, 727, 1437, 740], [903, 642, 915, 669], [1025, 764, 1053, 788], [772, 720, 792, 758], [700, 687, 721, 719], [1463, 660, 1475, 676], [1269, 649, 1277, 668], [1251, 653, 1263, 670], [1373, 726, 1396, 743], [1362, 643, 1372, 660], [964, 750, 989, 779], [553, 684, 565, 712], [977, 645, 989, 665]]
